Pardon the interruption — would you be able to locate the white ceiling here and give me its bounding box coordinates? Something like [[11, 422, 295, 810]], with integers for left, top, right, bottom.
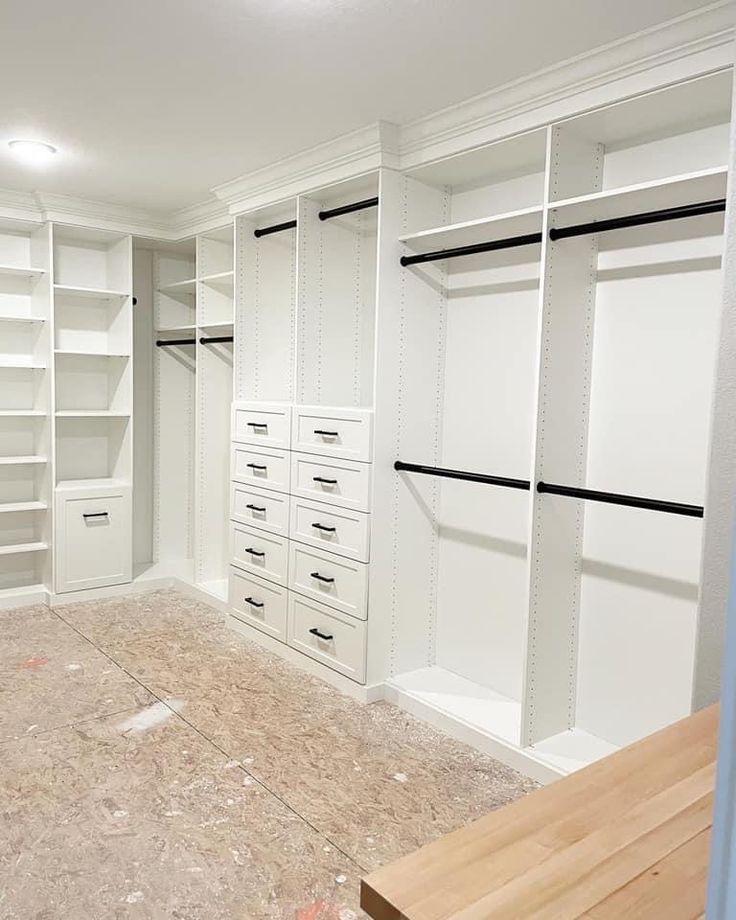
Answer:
[[0, 0, 720, 213]]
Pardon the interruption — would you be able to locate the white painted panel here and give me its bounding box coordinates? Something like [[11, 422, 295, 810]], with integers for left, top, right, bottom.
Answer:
[[229, 567, 287, 641], [287, 592, 367, 683], [292, 405, 372, 461], [289, 496, 370, 562], [232, 401, 291, 449], [231, 444, 290, 493], [231, 523, 288, 586], [289, 541, 368, 620], [290, 452, 371, 512], [230, 482, 289, 536]]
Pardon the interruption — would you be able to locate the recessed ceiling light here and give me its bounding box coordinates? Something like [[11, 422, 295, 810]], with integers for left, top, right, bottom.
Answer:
[[8, 139, 58, 164]]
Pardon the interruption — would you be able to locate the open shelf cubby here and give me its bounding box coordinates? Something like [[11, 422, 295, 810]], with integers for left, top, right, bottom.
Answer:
[[55, 416, 131, 485]]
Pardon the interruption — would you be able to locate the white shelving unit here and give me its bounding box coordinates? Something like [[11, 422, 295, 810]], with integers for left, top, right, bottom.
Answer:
[[52, 226, 133, 594], [0, 219, 52, 601]]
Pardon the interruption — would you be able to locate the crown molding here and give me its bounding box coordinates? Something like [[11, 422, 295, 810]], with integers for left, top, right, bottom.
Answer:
[[168, 197, 232, 238], [212, 121, 400, 215], [33, 191, 172, 237], [398, 0, 735, 168]]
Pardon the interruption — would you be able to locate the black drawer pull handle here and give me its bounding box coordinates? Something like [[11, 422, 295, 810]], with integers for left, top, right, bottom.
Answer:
[[83, 512, 109, 519], [313, 476, 338, 485], [314, 429, 338, 437], [246, 504, 266, 512], [245, 597, 264, 608], [247, 463, 267, 470], [246, 548, 265, 557], [311, 523, 336, 532], [310, 572, 335, 583], [309, 627, 334, 641], [247, 422, 268, 429]]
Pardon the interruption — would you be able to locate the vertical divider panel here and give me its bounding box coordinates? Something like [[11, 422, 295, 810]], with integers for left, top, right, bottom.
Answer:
[[522, 126, 603, 747], [33, 223, 53, 591], [369, 170, 449, 680], [295, 196, 322, 405]]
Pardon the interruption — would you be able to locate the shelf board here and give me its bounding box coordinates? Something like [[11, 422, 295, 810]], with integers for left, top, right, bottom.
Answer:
[[0, 314, 46, 324], [159, 279, 196, 295], [399, 205, 544, 255], [549, 166, 728, 228], [55, 410, 130, 418], [0, 410, 46, 417], [528, 728, 619, 774], [156, 324, 197, 334], [198, 320, 234, 334], [0, 361, 46, 369], [54, 349, 130, 358], [199, 270, 234, 287], [56, 477, 129, 492], [54, 284, 130, 301], [0, 541, 48, 556], [0, 455, 47, 466], [0, 264, 46, 281], [0, 501, 47, 514]]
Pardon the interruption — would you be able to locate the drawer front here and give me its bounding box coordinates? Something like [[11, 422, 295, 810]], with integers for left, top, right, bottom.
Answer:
[[292, 406, 372, 462], [289, 497, 370, 562], [289, 542, 368, 620], [232, 524, 288, 586], [232, 401, 291, 450], [232, 445, 290, 494], [290, 452, 371, 512], [231, 483, 289, 536], [55, 491, 132, 593], [287, 593, 366, 683], [229, 568, 287, 642]]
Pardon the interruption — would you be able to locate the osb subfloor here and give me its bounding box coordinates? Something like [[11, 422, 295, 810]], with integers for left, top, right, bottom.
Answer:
[[0, 589, 538, 919]]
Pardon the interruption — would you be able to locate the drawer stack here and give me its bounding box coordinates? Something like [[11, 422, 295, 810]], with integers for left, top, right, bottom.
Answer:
[[229, 401, 372, 683]]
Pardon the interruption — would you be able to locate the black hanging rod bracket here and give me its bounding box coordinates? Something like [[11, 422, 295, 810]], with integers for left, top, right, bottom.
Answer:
[[254, 219, 297, 239], [155, 337, 196, 347], [199, 335, 234, 344], [400, 231, 543, 268], [318, 196, 379, 222], [536, 481, 703, 518], [394, 461, 531, 492], [550, 198, 726, 241]]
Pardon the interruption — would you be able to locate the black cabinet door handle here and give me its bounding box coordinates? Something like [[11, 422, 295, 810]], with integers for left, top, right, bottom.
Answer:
[[247, 463, 267, 470], [83, 512, 109, 519], [313, 476, 338, 485], [246, 548, 265, 557], [247, 422, 267, 429], [246, 504, 266, 512], [310, 572, 335, 583], [245, 597, 264, 608], [314, 429, 338, 437], [311, 523, 336, 533], [309, 627, 334, 641]]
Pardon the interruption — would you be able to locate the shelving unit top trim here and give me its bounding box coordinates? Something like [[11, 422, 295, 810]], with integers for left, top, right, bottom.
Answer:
[[52, 225, 132, 245]]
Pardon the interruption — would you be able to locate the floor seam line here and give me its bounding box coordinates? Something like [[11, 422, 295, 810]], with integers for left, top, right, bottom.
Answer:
[[51, 605, 370, 874], [0, 705, 145, 747]]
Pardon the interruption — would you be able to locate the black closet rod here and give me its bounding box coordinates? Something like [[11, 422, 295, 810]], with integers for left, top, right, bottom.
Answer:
[[155, 338, 196, 347], [536, 482, 704, 518], [400, 231, 543, 267], [550, 198, 726, 241], [395, 461, 703, 517], [254, 219, 297, 238], [199, 335, 234, 344], [318, 196, 379, 221], [394, 461, 531, 491]]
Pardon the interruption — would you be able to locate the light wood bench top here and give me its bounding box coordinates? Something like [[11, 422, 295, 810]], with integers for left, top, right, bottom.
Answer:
[[361, 705, 718, 920]]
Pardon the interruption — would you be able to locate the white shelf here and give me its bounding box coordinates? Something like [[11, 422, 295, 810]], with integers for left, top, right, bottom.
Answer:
[[0, 410, 46, 417], [156, 324, 197, 334], [55, 349, 130, 358], [399, 205, 544, 254], [199, 270, 234, 288], [56, 477, 129, 493], [387, 666, 522, 747], [550, 166, 728, 227], [0, 541, 48, 556], [159, 279, 196, 295], [528, 728, 619, 774], [55, 410, 130, 418], [0, 501, 47, 514], [198, 321, 234, 334], [0, 361, 46, 369], [0, 264, 46, 282], [0, 314, 46, 324], [0, 455, 47, 466], [54, 284, 130, 301]]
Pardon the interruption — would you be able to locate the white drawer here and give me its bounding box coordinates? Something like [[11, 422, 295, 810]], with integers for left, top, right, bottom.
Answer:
[[292, 406, 372, 462], [232, 401, 291, 450], [287, 593, 366, 683], [229, 568, 287, 642], [232, 444, 290, 494], [290, 452, 371, 512], [232, 524, 288, 586], [55, 485, 132, 594], [289, 542, 368, 620], [231, 483, 289, 537], [289, 497, 370, 563]]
